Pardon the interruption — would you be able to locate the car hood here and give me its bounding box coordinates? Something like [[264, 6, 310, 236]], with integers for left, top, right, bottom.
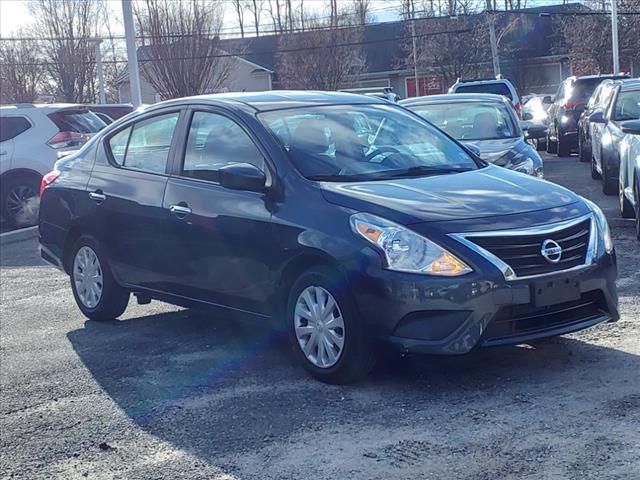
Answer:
[[464, 137, 528, 166], [320, 165, 581, 225]]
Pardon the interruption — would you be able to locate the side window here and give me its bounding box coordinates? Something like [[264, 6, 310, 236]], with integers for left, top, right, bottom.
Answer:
[[108, 126, 132, 165], [122, 113, 179, 174], [182, 111, 264, 181], [0, 117, 31, 142]]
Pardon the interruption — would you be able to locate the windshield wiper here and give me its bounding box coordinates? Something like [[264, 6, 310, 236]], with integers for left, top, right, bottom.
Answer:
[[378, 166, 473, 179], [307, 174, 367, 182]]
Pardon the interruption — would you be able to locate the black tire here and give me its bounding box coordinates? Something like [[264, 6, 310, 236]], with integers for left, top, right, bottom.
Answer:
[[591, 152, 601, 180], [287, 266, 375, 384], [70, 236, 129, 321], [557, 129, 570, 157], [535, 138, 546, 152], [0, 173, 40, 228], [546, 132, 557, 154], [635, 182, 640, 242], [601, 157, 617, 196], [620, 179, 634, 218], [578, 135, 590, 163]]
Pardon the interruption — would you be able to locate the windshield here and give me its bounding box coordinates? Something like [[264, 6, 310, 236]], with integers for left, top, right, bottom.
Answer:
[[259, 104, 479, 181], [408, 101, 519, 141], [454, 83, 513, 100], [613, 90, 640, 121]]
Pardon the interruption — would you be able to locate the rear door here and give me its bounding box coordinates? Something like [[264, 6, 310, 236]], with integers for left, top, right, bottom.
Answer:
[[0, 116, 31, 172], [87, 109, 185, 289], [592, 88, 617, 169], [160, 107, 278, 315]]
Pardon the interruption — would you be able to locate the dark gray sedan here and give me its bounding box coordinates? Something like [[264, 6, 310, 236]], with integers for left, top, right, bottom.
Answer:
[[401, 93, 545, 178]]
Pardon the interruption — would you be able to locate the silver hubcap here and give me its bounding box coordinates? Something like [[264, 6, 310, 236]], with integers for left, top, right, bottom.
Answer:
[[6, 185, 36, 216], [73, 246, 103, 309], [294, 286, 345, 369]]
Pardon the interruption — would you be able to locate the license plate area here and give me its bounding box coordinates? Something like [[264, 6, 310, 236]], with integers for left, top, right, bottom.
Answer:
[[533, 277, 581, 307]]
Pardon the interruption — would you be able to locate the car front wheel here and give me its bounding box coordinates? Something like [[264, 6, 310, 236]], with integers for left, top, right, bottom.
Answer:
[[288, 267, 375, 384], [601, 154, 617, 195], [579, 134, 590, 163], [0, 174, 40, 228], [620, 176, 634, 218], [70, 236, 129, 321]]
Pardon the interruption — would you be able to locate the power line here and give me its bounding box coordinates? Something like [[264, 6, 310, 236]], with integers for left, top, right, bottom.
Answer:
[[0, 26, 475, 67]]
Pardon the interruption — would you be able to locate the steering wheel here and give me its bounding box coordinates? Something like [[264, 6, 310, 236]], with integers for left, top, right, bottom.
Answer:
[[365, 146, 403, 163]]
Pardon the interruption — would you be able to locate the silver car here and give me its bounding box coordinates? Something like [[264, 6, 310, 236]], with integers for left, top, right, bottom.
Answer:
[[618, 119, 640, 239]]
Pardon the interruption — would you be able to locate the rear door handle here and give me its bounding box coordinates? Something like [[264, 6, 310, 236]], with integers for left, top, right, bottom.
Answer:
[[169, 204, 191, 217], [89, 191, 106, 203]]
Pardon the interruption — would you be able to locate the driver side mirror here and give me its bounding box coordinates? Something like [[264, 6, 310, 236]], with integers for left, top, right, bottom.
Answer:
[[219, 163, 267, 192], [521, 122, 548, 139], [542, 95, 553, 105], [589, 111, 606, 124]]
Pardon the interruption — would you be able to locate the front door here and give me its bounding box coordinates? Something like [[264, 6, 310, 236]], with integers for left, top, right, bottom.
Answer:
[[161, 109, 277, 316]]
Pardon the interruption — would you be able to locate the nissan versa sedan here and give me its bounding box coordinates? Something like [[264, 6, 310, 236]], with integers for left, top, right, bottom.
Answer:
[[400, 94, 545, 177], [39, 91, 619, 384]]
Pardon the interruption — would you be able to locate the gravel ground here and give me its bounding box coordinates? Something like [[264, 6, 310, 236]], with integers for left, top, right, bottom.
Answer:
[[1, 153, 639, 479]]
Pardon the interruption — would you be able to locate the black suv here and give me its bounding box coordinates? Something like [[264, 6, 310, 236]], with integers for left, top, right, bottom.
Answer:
[[39, 92, 619, 383], [547, 74, 629, 157]]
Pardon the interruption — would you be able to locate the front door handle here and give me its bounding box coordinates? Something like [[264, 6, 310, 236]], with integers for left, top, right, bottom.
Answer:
[[169, 204, 192, 217], [89, 191, 106, 203]]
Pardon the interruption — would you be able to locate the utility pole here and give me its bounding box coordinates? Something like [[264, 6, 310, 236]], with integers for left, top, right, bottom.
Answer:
[[488, 13, 500, 77], [94, 40, 106, 104], [412, 18, 420, 96], [121, 0, 142, 107], [611, 0, 620, 74]]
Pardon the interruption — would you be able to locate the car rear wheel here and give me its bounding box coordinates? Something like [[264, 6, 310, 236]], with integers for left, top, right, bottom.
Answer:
[[620, 178, 634, 218], [546, 132, 557, 154], [288, 267, 375, 384], [70, 236, 129, 321], [578, 135, 590, 163], [601, 155, 617, 196], [557, 129, 570, 157], [591, 152, 601, 180], [0, 174, 40, 228]]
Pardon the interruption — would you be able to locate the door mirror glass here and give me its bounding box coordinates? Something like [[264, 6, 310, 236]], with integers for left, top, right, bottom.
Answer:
[[521, 122, 547, 139], [219, 163, 266, 192], [589, 111, 606, 124], [542, 96, 553, 105]]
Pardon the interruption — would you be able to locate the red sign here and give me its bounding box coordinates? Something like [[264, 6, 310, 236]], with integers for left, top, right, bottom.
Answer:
[[406, 76, 445, 97]]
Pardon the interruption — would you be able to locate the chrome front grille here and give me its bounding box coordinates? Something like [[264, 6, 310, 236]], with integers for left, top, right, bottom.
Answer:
[[451, 214, 595, 280]]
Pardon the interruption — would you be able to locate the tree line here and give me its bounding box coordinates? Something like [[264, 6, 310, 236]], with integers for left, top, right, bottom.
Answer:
[[0, 0, 638, 104]]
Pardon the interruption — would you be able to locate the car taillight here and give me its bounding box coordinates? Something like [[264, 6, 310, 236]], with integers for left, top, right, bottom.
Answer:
[[515, 102, 522, 118], [563, 99, 584, 111], [47, 131, 87, 149], [40, 170, 60, 195]]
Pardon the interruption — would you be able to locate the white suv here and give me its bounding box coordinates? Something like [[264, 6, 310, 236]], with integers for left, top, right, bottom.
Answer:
[[449, 77, 522, 117], [0, 104, 105, 227]]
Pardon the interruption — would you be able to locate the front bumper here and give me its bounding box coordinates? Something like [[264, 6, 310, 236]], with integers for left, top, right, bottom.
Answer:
[[352, 252, 618, 355]]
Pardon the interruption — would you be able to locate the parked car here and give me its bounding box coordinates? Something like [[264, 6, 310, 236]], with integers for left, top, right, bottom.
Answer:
[[546, 74, 629, 157], [521, 94, 553, 151], [618, 120, 640, 239], [87, 104, 134, 123], [0, 104, 106, 227], [39, 91, 618, 384], [589, 79, 640, 195], [578, 79, 621, 163], [400, 93, 544, 177], [448, 77, 521, 117]]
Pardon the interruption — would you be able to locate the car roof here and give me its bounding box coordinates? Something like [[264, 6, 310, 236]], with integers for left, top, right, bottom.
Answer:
[[400, 93, 508, 107], [0, 103, 87, 113], [619, 79, 640, 92], [149, 90, 387, 113], [567, 74, 630, 83], [452, 78, 514, 86]]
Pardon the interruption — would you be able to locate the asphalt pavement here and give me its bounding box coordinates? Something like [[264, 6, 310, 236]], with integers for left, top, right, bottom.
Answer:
[[1, 153, 639, 479]]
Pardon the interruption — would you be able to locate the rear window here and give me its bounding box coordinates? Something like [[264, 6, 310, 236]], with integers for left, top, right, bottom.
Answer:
[[572, 79, 607, 100], [0, 116, 31, 142], [48, 109, 106, 133], [454, 83, 513, 100]]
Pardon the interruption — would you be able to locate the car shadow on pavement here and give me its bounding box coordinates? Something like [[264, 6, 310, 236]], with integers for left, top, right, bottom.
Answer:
[[67, 308, 639, 463]]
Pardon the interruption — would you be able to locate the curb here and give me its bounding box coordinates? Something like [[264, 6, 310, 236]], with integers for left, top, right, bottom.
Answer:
[[0, 226, 39, 246]]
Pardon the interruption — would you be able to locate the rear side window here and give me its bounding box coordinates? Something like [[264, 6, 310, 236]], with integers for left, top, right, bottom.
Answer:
[[572, 79, 603, 101], [454, 83, 513, 100], [48, 109, 105, 133], [0, 116, 31, 142], [182, 111, 264, 182], [106, 112, 179, 173]]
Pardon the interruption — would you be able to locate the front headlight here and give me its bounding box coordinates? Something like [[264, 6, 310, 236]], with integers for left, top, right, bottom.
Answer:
[[582, 198, 614, 255], [350, 213, 473, 276], [512, 157, 535, 176]]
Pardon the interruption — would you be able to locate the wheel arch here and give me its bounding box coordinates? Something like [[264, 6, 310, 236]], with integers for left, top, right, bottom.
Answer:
[[0, 168, 43, 184]]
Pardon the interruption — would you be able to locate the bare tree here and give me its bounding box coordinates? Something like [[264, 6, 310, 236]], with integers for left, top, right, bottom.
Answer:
[[0, 31, 47, 103], [352, 0, 374, 24], [29, 0, 103, 103], [277, 15, 366, 90], [245, 0, 265, 36], [232, 0, 245, 37], [135, 0, 232, 100]]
